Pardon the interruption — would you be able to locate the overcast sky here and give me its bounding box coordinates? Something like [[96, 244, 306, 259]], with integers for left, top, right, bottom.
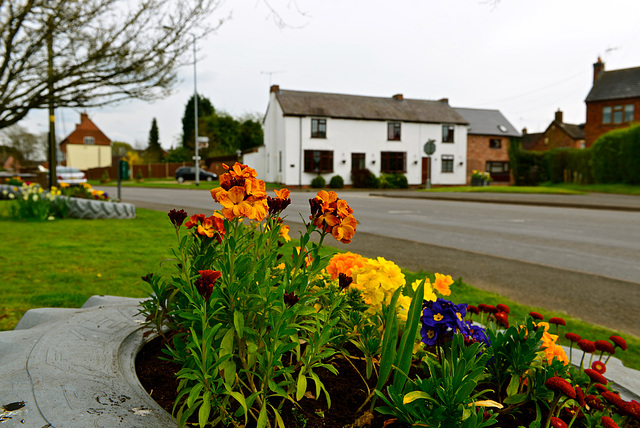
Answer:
[[23, 0, 640, 150]]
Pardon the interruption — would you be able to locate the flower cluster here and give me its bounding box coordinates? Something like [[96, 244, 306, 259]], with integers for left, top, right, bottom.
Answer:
[[471, 170, 491, 180], [350, 256, 405, 311], [420, 298, 467, 346], [309, 190, 357, 243], [326, 252, 366, 280], [210, 163, 268, 221]]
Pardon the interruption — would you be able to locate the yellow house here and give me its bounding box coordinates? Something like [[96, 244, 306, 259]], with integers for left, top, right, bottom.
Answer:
[[60, 112, 111, 169]]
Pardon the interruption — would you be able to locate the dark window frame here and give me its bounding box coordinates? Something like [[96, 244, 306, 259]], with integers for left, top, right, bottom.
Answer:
[[387, 122, 401, 141], [486, 161, 510, 173], [613, 105, 623, 124], [625, 104, 634, 122], [380, 151, 406, 173], [489, 138, 502, 149], [311, 118, 327, 138], [304, 150, 333, 173], [602, 106, 612, 124], [442, 125, 455, 143], [441, 154, 454, 173]]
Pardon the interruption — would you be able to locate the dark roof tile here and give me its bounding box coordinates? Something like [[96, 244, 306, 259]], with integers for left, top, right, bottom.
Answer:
[[585, 66, 640, 102]]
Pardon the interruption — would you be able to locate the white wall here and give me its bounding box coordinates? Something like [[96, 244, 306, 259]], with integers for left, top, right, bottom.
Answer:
[[66, 145, 112, 170], [261, 94, 467, 187]]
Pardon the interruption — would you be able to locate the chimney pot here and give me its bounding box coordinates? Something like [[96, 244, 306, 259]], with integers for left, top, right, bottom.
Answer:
[[555, 109, 563, 123], [392, 94, 403, 101], [439, 98, 449, 104], [593, 57, 605, 83], [270, 85, 280, 93], [522, 127, 528, 135]]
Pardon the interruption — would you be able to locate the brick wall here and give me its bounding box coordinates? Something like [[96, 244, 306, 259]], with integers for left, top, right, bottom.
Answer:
[[585, 98, 640, 147], [466, 134, 510, 183]]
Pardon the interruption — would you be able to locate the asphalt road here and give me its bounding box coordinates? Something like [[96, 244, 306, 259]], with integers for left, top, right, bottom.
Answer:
[[104, 186, 640, 337]]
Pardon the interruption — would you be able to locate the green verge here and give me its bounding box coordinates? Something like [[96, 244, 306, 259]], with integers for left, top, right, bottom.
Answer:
[[418, 185, 586, 195], [543, 183, 640, 196], [89, 179, 282, 190], [1, 201, 638, 370]]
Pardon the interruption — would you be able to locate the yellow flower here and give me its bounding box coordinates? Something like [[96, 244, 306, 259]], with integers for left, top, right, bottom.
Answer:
[[539, 330, 569, 365], [279, 225, 291, 242], [433, 273, 453, 296], [411, 278, 437, 302]]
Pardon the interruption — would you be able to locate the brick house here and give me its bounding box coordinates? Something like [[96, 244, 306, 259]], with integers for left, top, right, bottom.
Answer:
[[60, 112, 112, 169], [453, 107, 520, 183], [584, 58, 640, 147], [521, 110, 585, 151]]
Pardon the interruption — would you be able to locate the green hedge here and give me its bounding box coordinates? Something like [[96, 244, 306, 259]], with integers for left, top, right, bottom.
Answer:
[[592, 124, 640, 184]]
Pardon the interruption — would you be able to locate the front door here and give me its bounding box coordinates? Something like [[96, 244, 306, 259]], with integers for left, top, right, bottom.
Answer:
[[421, 157, 430, 185]]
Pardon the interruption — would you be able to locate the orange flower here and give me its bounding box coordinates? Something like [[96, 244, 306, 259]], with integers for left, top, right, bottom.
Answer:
[[331, 214, 357, 244], [274, 188, 290, 199], [326, 252, 366, 280], [218, 186, 254, 220], [279, 224, 291, 242], [185, 214, 205, 229], [540, 330, 569, 365], [432, 273, 453, 296], [308, 190, 357, 243], [197, 214, 225, 242]]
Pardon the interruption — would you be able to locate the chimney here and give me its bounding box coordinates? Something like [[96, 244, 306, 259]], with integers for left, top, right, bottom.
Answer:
[[439, 98, 449, 105], [593, 57, 605, 83], [270, 84, 280, 93], [80, 112, 89, 122], [554, 109, 563, 123], [392, 94, 403, 101], [522, 127, 528, 135]]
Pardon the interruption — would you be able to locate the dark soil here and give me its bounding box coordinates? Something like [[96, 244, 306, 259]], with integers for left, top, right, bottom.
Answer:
[[136, 337, 639, 428]]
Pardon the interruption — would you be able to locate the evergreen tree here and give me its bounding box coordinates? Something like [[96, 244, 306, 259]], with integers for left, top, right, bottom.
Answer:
[[146, 118, 163, 162], [182, 94, 214, 150]]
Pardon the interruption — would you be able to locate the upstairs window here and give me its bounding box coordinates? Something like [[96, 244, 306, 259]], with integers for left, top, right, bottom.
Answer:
[[311, 118, 326, 138], [442, 125, 454, 143], [84, 136, 95, 145], [613, 105, 623, 124], [351, 153, 366, 171], [602, 106, 611, 124], [387, 122, 401, 141], [380, 151, 406, 173], [304, 150, 333, 173], [625, 104, 634, 122], [489, 139, 502, 149]]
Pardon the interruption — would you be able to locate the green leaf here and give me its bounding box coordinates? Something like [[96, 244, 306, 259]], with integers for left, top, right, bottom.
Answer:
[[225, 388, 248, 425], [198, 394, 211, 428], [506, 374, 520, 397], [403, 390, 432, 404], [270, 404, 285, 428], [233, 310, 244, 339], [220, 328, 234, 356], [256, 403, 268, 428], [375, 287, 402, 393], [296, 371, 307, 401], [393, 281, 424, 391], [503, 393, 528, 405]]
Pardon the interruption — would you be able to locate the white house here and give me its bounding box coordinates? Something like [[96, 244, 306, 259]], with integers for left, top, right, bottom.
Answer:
[[248, 86, 469, 187]]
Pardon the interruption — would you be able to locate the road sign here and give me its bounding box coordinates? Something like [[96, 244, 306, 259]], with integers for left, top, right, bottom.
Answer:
[[192, 156, 201, 161], [423, 139, 436, 156]]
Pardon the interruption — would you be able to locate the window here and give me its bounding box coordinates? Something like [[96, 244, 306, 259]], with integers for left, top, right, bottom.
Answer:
[[84, 136, 95, 145], [442, 125, 454, 143], [311, 118, 326, 138], [625, 104, 635, 122], [613, 105, 623, 124], [387, 122, 401, 141], [351, 153, 366, 171], [602, 106, 612, 124], [489, 139, 502, 149], [380, 151, 406, 173], [486, 161, 509, 173], [441, 155, 454, 172], [304, 150, 333, 173]]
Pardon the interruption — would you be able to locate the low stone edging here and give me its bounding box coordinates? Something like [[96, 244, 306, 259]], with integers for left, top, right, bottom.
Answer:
[[0, 184, 136, 219]]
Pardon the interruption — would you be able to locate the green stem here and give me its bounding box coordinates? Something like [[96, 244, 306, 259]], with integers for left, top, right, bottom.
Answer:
[[544, 394, 561, 428]]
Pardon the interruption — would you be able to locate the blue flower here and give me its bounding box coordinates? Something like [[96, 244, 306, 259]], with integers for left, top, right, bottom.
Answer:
[[420, 298, 468, 346]]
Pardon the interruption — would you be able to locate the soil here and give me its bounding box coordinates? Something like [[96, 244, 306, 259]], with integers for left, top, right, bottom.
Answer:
[[136, 337, 639, 428]]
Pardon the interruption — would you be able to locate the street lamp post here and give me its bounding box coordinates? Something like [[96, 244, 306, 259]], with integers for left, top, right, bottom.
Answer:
[[192, 33, 200, 186]]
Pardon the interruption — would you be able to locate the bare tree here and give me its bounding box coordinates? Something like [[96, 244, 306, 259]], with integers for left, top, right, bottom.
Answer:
[[0, 0, 224, 130], [1, 124, 41, 161]]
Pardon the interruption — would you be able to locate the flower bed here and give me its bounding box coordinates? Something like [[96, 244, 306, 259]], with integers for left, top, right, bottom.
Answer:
[[0, 182, 135, 220], [138, 163, 638, 428]]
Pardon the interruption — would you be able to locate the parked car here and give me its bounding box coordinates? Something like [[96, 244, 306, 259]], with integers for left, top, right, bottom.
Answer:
[[175, 166, 218, 183], [56, 166, 87, 186]]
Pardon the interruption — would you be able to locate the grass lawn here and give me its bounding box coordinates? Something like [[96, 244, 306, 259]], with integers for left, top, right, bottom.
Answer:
[[543, 182, 640, 196], [2, 201, 638, 370], [419, 185, 586, 195]]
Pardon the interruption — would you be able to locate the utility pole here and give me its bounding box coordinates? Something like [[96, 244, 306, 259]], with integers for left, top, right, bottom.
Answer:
[[47, 19, 57, 189], [192, 34, 199, 186]]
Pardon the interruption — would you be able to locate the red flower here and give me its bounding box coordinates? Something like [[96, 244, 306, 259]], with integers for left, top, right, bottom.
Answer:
[[338, 273, 353, 290], [586, 394, 604, 411], [185, 213, 205, 229], [594, 383, 608, 393], [283, 291, 299, 307], [194, 270, 221, 301], [549, 417, 568, 428], [591, 360, 607, 374], [485, 305, 498, 314], [496, 303, 510, 314], [577, 339, 596, 353], [494, 311, 509, 328], [601, 416, 620, 428], [584, 369, 608, 385], [544, 376, 576, 399], [601, 391, 625, 408], [549, 317, 566, 326], [574, 385, 585, 407], [529, 311, 543, 320], [620, 400, 640, 420], [565, 332, 581, 343], [595, 340, 615, 355], [467, 305, 480, 315], [168, 209, 188, 228], [478, 303, 489, 313], [609, 335, 627, 351]]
